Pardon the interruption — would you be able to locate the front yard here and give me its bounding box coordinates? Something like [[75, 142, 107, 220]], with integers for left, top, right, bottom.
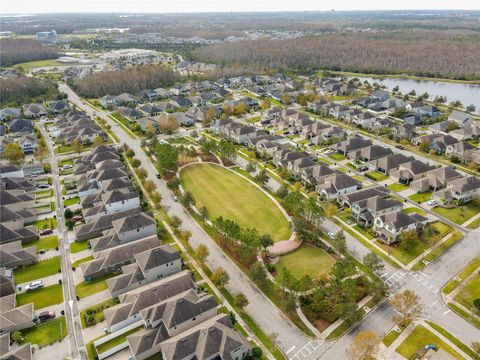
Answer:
[[432, 200, 480, 225], [14, 256, 60, 283], [70, 240, 90, 253], [328, 152, 347, 161], [30, 217, 57, 230], [76, 274, 116, 298], [387, 183, 409, 192], [16, 284, 64, 310], [454, 273, 480, 313], [408, 191, 433, 203], [64, 196, 80, 206], [23, 235, 58, 252], [365, 171, 389, 182], [18, 317, 67, 348], [80, 298, 120, 328]]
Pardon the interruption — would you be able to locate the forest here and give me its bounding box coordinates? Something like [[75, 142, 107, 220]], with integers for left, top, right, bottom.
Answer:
[[0, 76, 59, 107], [72, 65, 181, 98], [193, 31, 480, 80], [0, 39, 58, 67]]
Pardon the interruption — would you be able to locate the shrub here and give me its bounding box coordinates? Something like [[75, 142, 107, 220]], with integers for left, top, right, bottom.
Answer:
[[473, 298, 480, 310]]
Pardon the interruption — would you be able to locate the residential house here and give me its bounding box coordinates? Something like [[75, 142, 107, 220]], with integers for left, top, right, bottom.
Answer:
[[0, 165, 23, 178], [0, 294, 35, 333], [117, 107, 143, 121], [450, 124, 480, 141], [432, 176, 480, 204], [138, 104, 163, 117], [389, 160, 436, 184], [448, 111, 472, 128], [47, 100, 69, 114], [115, 93, 140, 105], [0, 268, 15, 297], [392, 124, 417, 141], [445, 141, 478, 163], [316, 173, 362, 200], [22, 103, 46, 118], [0, 108, 21, 121], [351, 196, 403, 227], [374, 211, 427, 243], [369, 154, 415, 175], [348, 145, 393, 162], [9, 119, 33, 134], [339, 186, 390, 208], [0, 241, 36, 268], [137, 90, 159, 102], [0, 333, 32, 360], [410, 166, 462, 193], [332, 137, 372, 156]]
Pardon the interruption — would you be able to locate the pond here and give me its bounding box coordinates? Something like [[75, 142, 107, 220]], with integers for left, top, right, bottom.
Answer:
[[353, 77, 480, 114]]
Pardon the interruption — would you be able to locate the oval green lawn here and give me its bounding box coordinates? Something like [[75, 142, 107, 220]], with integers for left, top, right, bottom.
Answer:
[[180, 163, 291, 242]]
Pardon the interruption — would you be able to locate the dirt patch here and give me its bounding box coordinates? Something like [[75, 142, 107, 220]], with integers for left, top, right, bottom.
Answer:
[[201, 154, 220, 163], [162, 170, 177, 181], [221, 158, 236, 167], [313, 318, 332, 332]]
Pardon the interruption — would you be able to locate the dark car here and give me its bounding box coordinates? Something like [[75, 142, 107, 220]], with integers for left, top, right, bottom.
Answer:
[[38, 311, 56, 322], [395, 145, 405, 150], [36, 184, 49, 189], [40, 228, 53, 236], [156, 173, 161, 179], [72, 215, 83, 222]]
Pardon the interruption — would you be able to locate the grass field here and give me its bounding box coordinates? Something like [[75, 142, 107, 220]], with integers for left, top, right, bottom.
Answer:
[[24, 235, 58, 252], [408, 191, 433, 203], [395, 325, 463, 359], [180, 163, 292, 242], [387, 183, 409, 192], [76, 274, 116, 298], [13, 59, 62, 72], [403, 207, 427, 216], [31, 217, 57, 230], [455, 273, 480, 312], [328, 153, 346, 161], [274, 244, 336, 281], [14, 256, 60, 283], [365, 171, 389, 182], [443, 257, 480, 295], [432, 201, 480, 225], [17, 284, 63, 310], [64, 196, 80, 206], [19, 317, 67, 348], [70, 240, 90, 253]]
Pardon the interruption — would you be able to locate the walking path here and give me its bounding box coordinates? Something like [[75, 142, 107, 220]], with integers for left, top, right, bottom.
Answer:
[[461, 211, 480, 227]]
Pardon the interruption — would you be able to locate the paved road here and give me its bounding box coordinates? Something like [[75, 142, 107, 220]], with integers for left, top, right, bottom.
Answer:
[[38, 123, 86, 360], [60, 83, 480, 359]]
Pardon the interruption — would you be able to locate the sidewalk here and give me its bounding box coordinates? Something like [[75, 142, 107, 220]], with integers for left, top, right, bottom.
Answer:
[[461, 211, 480, 228]]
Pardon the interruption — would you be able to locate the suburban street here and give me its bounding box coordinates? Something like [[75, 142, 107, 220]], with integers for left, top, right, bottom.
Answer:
[[60, 83, 480, 359]]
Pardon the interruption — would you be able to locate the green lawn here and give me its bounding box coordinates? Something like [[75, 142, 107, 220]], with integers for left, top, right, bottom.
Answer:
[[180, 163, 292, 242], [443, 257, 480, 295], [467, 217, 480, 229], [64, 196, 80, 206], [23, 235, 58, 252], [408, 191, 433, 203], [274, 244, 336, 282], [18, 317, 67, 348], [365, 171, 389, 182], [30, 217, 57, 230], [76, 274, 116, 298], [396, 325, 463, 359], [455, 273, 480, 312], [72, 256, 94, 268], [17, 284, 64, 310], [403, 207, 427, 216], [14, 256, 60, 283], [329, 152, 346, 161], [432, 201, 480, 225], [35, 189, 54, 199], [426, 321, 478, 360], [387, 183, 409, 192], [353, 225, 375, 240], [13, 59, 62, 72], [96, 326, 143, 354], [70, 240, 90, 253], [80, 298, 120, 328]]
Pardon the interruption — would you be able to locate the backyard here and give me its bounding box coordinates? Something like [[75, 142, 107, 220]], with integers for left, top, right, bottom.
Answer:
[[18, 317, 67, 348], [274, 244, 336, 282], [180, 163, 292, 241], [16, 284, 64, 310], [95, 326, 143, 355], [14, 256, 61, 283]]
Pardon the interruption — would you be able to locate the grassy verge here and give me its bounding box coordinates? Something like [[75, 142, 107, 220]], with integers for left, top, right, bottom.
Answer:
[[443, 257, 480, 295], [447, 302, 480, 329], [70, 240, 90, 253], [72, 256, 94, 268], [326, 309, 366, 340], [108, 114, 137, 139], [64, 196, 80, 206]]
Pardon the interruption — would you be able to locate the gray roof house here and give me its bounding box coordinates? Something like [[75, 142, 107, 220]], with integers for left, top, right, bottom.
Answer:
[[0, 267, 15, 297], [316, 173, 362, 200], [0, 294, 35, 333], [22, 103, 46, 118], [0, 332, 32, 360], [374, 211, 427, 243], [0, 241, 36, 269]]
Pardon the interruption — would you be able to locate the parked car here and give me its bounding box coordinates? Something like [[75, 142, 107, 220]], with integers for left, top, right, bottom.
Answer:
[[358, 166, 369, 172], [25, 280, 44, 292], [173, 196, 178, 202], [72, 215, 83, 222], [328, 232, 336, 240], [36, 184, 49, 189], [395, 145, 405, 150], [62, 164, 73, 169], [156, 173, 161, 179], [38, 311, 56, 322], [324, 149, 334, 155], [427, 199, 437, 206], [40, 228, 53, 236]]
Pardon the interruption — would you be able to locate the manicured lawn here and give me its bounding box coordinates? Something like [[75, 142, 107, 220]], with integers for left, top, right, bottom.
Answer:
[[365, 171, 388, 182], [35, 189, 54, 199], [30, 217, 57, 230], [80, 298, 120, 328], [76, 274, 116, 298], [426, 321, 478, 360], [329, 152, 346, 161], [17, 284, 64, 310], [13, 59, 62, 72], [274, 244, 336, 281], [455, 273, 480, 312], [432, 201, 480, 225], [14, 256, 60, 283], [403, 207, 427, 216], [180, 163, 292, 242], [18, 317, 67, 348], [408, 191, 433, 203], [64, 196, 80, 206], [24, 235, 58, 252], [396, 325, 463, 359], [96, 326, 143, 354], [70, 240, 90, 253], [443, 257, 480, 295], [72, 256, 94, 268], [467, 217, 480, 229], [388, 183, 409, 192]]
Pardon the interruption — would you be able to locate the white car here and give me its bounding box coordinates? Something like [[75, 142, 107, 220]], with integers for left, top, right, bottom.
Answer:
[[25, 280, 44, 292], [173, 196, 178, 202], [427, 199, 437, 206], [324, 149, 334, 155], [328, 232, 336, 239], [62, 164, 73, 169]]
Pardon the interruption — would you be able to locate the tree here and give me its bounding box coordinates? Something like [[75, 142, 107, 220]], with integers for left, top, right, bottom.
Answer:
[[260, 234, 273, 251], [277, 267, 293, 292], [136, 167, 148, 180], [363, 253, 384, 272], [234, 292, 249, 310], [66, 219, 75, 231], [4, 143, 24, 164], [419, 139, 430, 153], [92, 136, 104, 147], [71, 139, 83, 154], [156, 143, 179, 173], [337, 302, 362, 325], [254, 170, 268, 186], [160, 115, 179, 134], [143, 180, 155, 193], [126, 148, 135, 158], [390, 290, 423, 327], [334, 230, 347, 254], [196, 244, 209, 263], [199, 206, 209, 222], [233, 102, 246, 116], [11, 331, 23, 343], [64, 208, 74, 219], [281, 94, 291, 105], [131, 158, 141, 168], [245, 162, 256, 173], [261, 99, 271, 110], [212, 267, 230, 288], [471, 341, 480, 357], [203, 107, 216, 126], [346, 331, 380, 360], [276, 186, 288, 199], [250, 262, 267, 284], [217, 140, 236, 161], [324, 202, 338, 218], [180, 191, 195, 208], [399, 230, 420, 252], [466, 104, 476, 113], [171, 215, 182, 228]]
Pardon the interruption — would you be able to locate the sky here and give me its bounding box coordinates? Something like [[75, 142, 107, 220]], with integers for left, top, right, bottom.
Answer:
[[2, 0, 479, 14]]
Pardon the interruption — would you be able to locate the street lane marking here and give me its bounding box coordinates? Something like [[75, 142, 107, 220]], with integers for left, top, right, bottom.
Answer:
[[286, 346, 296, 355]]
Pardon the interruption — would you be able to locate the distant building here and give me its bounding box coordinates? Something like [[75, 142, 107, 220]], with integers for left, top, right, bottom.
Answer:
[[35, 30, 57, 44]]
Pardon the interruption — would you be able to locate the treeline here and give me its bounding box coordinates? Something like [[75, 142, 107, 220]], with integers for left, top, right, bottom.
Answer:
[[193, 31, 480, 80], [73, 65, 181, 98], [0, 39, 58, 66], [0, 76, 58, 107]]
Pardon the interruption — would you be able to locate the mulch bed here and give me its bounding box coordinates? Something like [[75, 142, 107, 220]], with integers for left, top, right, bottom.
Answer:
[[201, 154, 220, 163], [221, 158, 235, 167]]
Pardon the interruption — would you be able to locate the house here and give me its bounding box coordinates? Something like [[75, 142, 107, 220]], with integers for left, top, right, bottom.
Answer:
[[392, 124, 417, 141], [104, 270, 196, 333], [115, 93, 140, 105], [47, 100, 69, 114], [340, 108, 362, 124], [332, 137, 372, 156], [353, 112, 375, 128], [0, 241, 36, 268], [287, 157, 317, 179], [371, 90, 390, 102], [0, 333, 32, 360], [156, 314, 251, 360], [445, 141, 477, 163], [448, 111, 472, 128], [0, 267, 15, 297], [9, 119, 33, 134], [348, 145, 393, 162], [412, 134, 458, 154], [450, 124, 480, 141], [117, 107, 143, 121], [0, 294, 35, 333], [80, 235, 161, 281], [22, 103, 46, 118], [374, 211, 427, 243], [18, 135, 37, 154], [316, 173, 362, 200], [100, 95, 121, 109], [329, 105, 349, 119], [0, 108, 21, 121], [136, 117, 161, 134], [299, 164, 336, 186], [0, 165, 23, 178], [170, 96, 192, 109], [417, 105, 441, 118], [410, 166, 462, 193], [402, 114, 423, 126], [369, 153, 415, 175], [390, 160, 436, 184], [352, 196, 403, 226], [311, 126, 346, 145], [339, 186, 390, 208], [106, 244, 182, 297], [273, 150, 308, 167], [432, 176, 480, 204], [137, 90, 159, 102], [138, 104, 163, 117]]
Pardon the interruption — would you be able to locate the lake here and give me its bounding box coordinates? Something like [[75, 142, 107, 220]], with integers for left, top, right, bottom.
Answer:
[[353, 77, 480, 114]]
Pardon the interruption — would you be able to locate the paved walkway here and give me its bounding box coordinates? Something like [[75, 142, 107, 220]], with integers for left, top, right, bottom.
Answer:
[[462, 211, 480, 227]]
